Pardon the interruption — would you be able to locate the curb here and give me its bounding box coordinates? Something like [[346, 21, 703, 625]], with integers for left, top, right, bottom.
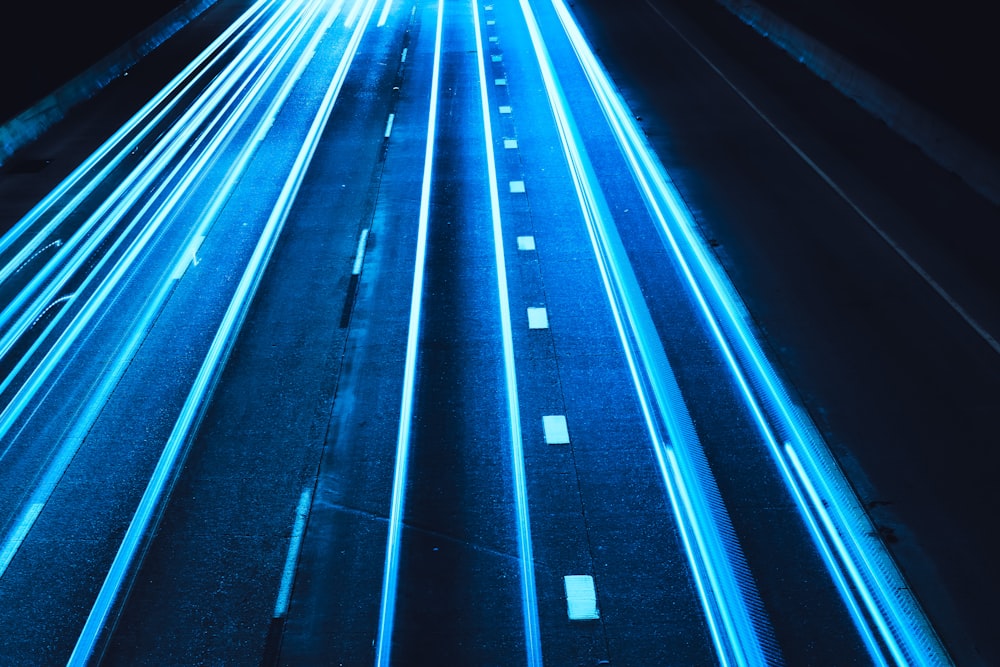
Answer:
[[715, 0, 1000, 206]]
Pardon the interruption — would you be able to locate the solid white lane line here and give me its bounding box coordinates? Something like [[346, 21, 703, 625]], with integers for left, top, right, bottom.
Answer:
[[384, 113, 396, 137], [526, 306, 548, 329], [375, 2, 445, 665], [542, 415, 570, 445], [274, 488, 313, 617], [516, 235, 535, 250], [564, 575, 599, 620], [472, 0, 542, 662], [352, 228, 371, 275]]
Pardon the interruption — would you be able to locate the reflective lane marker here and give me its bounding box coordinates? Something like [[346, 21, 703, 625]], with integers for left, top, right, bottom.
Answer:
[[543, 415, 570, 444], [352, 228, 370, 275], [492, 54, 502, 63], [499, 105, 512, 114], [527, 306, 548, 329], [401, 47, 408, 62], [517, 235, 535, 250], [171, 234, 205, 280], [384, 113, 395, 138], [564, 575, 600, 620], [504, 138, 518, 149], [274, 488, 312, 617], [509, 180, 525, 193], [495, 78, 507, 86]]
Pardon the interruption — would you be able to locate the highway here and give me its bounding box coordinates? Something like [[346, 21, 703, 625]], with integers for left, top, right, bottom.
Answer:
[[0, 0, 995, 664]]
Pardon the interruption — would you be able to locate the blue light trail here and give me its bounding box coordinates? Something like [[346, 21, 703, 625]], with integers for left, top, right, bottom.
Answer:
[[548, 0, 951, 663]]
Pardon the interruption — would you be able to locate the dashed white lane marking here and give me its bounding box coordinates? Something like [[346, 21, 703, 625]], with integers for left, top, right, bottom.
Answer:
[[489, 35, 499, 43], [564, 575, 600, 620], [509, 180, 526, 193], [352, 228, 370, 275], [400, 47, 407, 62], [495, 78, 507, 86], [504, 138, 518, 149], [274, 488, 312, 618], [487, 19, 496, 25], [517, 235, 535, 250], [384, 113, 395, 138], [543, 415, 569, 444], [499, 105, 512, 114], [0, 503, 44, 576], [491, 54, 502, 62], [527, 306, 548, 329]]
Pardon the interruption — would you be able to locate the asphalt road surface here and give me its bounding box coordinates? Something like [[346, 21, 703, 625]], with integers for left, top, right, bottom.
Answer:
[[0, 0, 996, 665]]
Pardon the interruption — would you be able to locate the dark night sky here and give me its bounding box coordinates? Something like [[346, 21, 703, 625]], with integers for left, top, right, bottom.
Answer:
[[1, 1, 997, 152]]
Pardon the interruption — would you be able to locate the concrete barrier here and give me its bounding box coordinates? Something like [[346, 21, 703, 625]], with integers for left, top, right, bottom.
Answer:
[[715, 0, 1000, 206], [0, 0, 220, 167]]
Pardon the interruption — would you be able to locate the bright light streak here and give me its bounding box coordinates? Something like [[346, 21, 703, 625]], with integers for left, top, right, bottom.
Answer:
[[548, 0, 952, 662], [63, 1, 376, 660], [0, 0, 316, 366], [0, 0, 275, 283], [374, 2, 444, 664], [377, 0, 393, 27], [472, 0, 542, 663], [516, 0, 776, 663]]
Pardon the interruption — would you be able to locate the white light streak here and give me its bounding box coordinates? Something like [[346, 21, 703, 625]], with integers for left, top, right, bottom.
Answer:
[[375, 2, 444, 665]]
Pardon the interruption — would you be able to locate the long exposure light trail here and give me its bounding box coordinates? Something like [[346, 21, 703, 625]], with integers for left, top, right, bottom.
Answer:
[[516, 0, 775, 664], [549, 0, 951, 663], [0, 0, 275, 281], [66, 1, 376, 662], [472, 0, 542, 663]]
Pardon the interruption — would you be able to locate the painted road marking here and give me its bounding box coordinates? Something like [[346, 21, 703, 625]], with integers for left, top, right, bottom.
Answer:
[[401, 47, 407, 62], [499, 105, 512, 114], [527, 306, 548, 329], [0, 503, 44, 577], [384, 113, 395, 138], [489, 35, 499, 43], [492, 54, 502, 62], [509, 180, 525, 193], [495, 78, 507, 86], [564, 575, 599, 620], [543, 415, 569, 444], [517, 235, 535, 250], [504, 138, 518, 149], [274, 488, 312, 617], [352, 228, 370, 275]]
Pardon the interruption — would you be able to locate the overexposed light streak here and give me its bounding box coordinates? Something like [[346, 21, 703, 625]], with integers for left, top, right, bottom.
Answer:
[[517, 0, 772, 663], [549, 0, 950, 662], [67, 2, 376, 662], [472, 0, 542, 662], [374, 2, 444, 665], [377, 0, 393, 27]]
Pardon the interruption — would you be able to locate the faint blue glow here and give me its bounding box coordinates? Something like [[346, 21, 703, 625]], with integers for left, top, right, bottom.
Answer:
[[516, 0, 773, 664], [548, 0, 951, 662], [375, 1, 444, 665], [472, 0, 542, 663]]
